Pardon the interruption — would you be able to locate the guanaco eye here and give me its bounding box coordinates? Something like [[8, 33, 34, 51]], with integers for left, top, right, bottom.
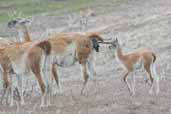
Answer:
[[109, 45, 112, 49], [7, 20, 18, 28]]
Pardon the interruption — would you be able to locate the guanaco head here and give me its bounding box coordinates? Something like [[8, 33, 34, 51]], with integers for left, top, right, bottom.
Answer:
[[8, 18, 31, 30], [7, 20, 18, 28], [86, 32, 103, 52], [108, 38, 120, 50], [92, 38, 100, 52], [8, 18, 32, 42]]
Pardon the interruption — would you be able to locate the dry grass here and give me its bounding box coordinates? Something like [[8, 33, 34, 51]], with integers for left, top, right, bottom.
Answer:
[[0, 0, 171, 113]]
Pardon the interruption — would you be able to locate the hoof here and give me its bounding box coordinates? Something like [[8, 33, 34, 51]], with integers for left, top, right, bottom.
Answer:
[[52, 88, 63, 96], [131, 92, 135, 96], [52, 91, 58, 96], [20, 100, 25, 106], [40, 103, 45, 108], [58, 89, 63, 96], [0, 101, 3, 105], [9, 102, 14, 107], [149, 90, 153, 95], [156, 90, 159, 95], [93, 71, 97, 76], [46, 102, 51, 107], [145, 79, 149, 83], [80, 91, 84, 96]]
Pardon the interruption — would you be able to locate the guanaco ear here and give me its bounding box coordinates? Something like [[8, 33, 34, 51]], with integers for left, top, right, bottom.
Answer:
[[17, 18, 31, 26], [86, 32, 103, 42], [20, 20, 30, 25]]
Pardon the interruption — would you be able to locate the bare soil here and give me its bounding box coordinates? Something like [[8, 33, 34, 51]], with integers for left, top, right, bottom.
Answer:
[[0, 0, 171, 114]]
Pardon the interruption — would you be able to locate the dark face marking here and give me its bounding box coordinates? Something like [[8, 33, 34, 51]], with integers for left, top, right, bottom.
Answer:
[[7, 18, 31, 29], [7, 20, 18, 28], [20, 20, 30, 25], [108, 38, 119, 50], [92, 38, 100, 52]]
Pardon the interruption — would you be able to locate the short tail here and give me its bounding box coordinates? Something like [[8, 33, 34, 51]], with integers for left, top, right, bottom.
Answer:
[[34, 40, 51, 55], [152, 52, 156, 63]]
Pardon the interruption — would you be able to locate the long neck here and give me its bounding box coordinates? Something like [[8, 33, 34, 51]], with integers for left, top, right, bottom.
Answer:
[[24, 27, 31, 42], [115, 45, 124, 62], [18, 26, 31, 42]]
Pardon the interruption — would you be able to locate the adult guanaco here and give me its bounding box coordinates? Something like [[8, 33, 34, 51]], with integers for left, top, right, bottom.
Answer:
[[9, 19, 104, 96], [0, 18, 52, 107], [47, 32, 103, 94], [0, 19, 32, 106]]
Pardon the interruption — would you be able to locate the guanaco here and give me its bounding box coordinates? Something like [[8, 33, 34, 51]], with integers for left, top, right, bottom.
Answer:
[[1, 18, 52, 107], [108, 38, 159, 95], [0, 19, 32, 105], [47, 32, 103, 94], [9, 19, 104, 96]]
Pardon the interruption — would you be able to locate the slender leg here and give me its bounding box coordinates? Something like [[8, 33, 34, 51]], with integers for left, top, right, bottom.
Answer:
[[44, 55, 52, 107], [91, 54, 97, 76], [144, 64, 154, 94], [4, 71, 11, 105], [87, 61, 95, 79], [21, 75, 25, 105], [151, 63, 160, 95], [123, 71, 132, 94], [1, 62, 15, 105], [5, 87, 10, 105], [40, 92, 46, 108], [149, 81, 154, 95], [1, 72, 7, 104], [87, 60, 99, 93], [123, 72, 129, 83], [144, 64, 154, 84], [1, 87, 6, 105], [132, 72, 136, 96], [46, 70, 52, 107], [16, 74, 25, 105], [156, 77, 160, 94], [52, 64, 62, 95], [36, 72, 46, 107], [30, 62, 46, 107], [81, 63, 89, 95], [1, 66, 10, 105], [10, 88, 14, 107], [46, 84, 51, 107], [9, 74, 14, 107], [29, 53, 52, 107]]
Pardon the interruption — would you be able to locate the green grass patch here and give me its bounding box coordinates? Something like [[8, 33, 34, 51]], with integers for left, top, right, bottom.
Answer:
[[0, 0, 96, 23]]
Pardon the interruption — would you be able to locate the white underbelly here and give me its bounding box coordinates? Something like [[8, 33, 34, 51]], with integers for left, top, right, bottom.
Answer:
[[52, 42, 77, 67]]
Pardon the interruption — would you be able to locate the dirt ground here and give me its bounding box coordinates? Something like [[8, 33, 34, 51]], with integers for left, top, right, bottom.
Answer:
[[0, 0, 171, 114]]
